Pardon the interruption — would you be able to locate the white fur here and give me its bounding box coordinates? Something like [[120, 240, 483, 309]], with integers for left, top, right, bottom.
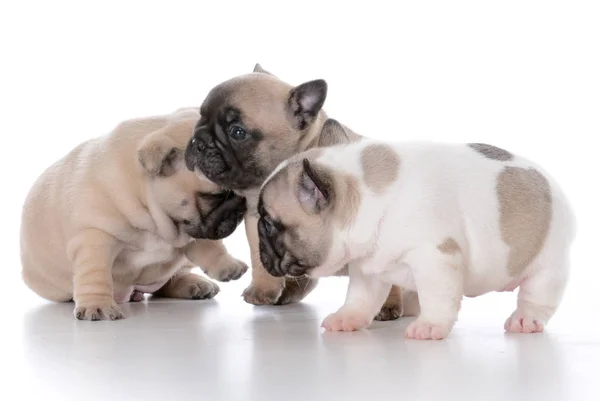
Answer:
[[315, 140, 575, 339]]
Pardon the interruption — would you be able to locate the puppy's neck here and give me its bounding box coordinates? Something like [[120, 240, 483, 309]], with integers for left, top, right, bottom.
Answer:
[[342, 200, 388, 261], [140, 183, 189, 247]]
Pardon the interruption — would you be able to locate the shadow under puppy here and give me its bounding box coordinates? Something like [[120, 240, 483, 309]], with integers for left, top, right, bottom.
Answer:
[[21, 108, 247, 320], [257, 119, 575, 340], [184, 65, 415, 320]]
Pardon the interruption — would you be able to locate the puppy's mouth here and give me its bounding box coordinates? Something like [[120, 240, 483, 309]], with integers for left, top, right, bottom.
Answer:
[[184, 134, 231, 181], [184, 118, 266, 190], [175, 192, 246, 241]]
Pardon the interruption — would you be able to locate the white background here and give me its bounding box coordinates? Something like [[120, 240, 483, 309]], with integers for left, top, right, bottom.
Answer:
[[1, 0, 599, 386]]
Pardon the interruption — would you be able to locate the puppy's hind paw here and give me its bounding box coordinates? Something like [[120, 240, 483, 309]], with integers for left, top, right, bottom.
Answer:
[[374, 303, 402, 321]]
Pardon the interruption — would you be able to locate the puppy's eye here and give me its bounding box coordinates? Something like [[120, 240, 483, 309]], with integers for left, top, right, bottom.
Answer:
[[229, 125, 247, 141], [263, 216, 276, 236], [182, 219, 191, 225]]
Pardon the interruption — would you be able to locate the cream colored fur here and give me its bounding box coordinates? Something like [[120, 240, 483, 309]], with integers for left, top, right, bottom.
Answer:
[[21, 108, 247, 320]]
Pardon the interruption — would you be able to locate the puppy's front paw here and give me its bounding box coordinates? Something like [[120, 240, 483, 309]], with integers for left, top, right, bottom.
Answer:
[[405, 319, 450, 340], [74, 300, 124, 321], [321, 309, 371, 332], [242, 284, 282, 305], [206, 258, 248, 282], [504, 311, 545, 333]]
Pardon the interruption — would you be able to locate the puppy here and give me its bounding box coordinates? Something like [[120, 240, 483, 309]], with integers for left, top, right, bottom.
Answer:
[[257, 119, 575, 339], [184, 65, 413, 320], [20, 108, 247, 320]]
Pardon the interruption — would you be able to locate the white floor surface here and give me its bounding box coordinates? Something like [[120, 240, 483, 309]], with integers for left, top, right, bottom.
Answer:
[[4, 265, 599, 401]]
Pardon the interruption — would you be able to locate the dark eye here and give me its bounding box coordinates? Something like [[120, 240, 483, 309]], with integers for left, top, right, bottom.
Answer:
[[182, 219, 191, 225], [262, 216, 276, 236], [228, 125, 247, 141]]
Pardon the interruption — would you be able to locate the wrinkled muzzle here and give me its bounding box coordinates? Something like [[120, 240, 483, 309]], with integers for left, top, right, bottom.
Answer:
[[187, 192, 246, 240], [258, 216, 308, 277]]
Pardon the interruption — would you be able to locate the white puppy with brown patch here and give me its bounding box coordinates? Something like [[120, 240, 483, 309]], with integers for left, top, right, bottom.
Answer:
[[257, 119, 575, 340]]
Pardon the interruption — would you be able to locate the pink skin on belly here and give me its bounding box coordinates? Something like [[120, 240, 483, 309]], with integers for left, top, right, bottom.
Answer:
[[114, 280, 170, 304], [501, 278, 524, 292]]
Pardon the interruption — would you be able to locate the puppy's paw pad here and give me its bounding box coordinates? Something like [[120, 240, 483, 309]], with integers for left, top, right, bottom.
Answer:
[[405, 319, 450, 340], [189, 281, 220, 300], [374, 304, 402, 321], [321, 311, 370, 332], [74, 302, 124, 321], [242, 285, 282, 305], [210, 259, 249, 282], [504, 312, 545, 333]]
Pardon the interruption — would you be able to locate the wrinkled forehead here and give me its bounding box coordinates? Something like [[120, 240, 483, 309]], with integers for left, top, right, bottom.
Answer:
[[201, 74, 292, 124]]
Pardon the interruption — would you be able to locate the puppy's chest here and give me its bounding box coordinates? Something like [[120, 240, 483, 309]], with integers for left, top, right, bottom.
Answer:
[[118, 231, 183, 269]]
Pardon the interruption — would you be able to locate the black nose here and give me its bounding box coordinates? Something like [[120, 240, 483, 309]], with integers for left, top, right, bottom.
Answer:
[[194, 138, 207, 152]]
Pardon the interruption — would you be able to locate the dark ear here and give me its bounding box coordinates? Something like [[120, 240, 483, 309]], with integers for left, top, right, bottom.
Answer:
[[318, 118, 350, 148], [288, 80, 328, 130], [253, 63, 275, 76], [297, 158, 331, 213], [138, 137, 182, 177]]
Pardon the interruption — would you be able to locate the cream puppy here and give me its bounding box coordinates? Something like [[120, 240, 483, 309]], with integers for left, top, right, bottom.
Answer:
[[21, 108, 247, 320], [257, 119, 575, 340]]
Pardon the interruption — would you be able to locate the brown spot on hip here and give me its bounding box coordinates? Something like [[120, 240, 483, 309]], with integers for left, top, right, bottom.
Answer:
[[497, 166, 552, 276], [361, 144, 400, 193], [437, 237, 461, 254], [469, 143, 513, 161]]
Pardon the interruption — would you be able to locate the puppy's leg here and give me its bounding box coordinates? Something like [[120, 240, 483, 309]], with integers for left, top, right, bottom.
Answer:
[[242, 214, 285, 304], [504, 249, 569, 333], [374, 285, 405, 321], [401, 290, 421, 317], [322, 263, 391, 332], [184, 239, 248, 282], [154, 267, 220, 300], [404, 246, 463, 340], [69, 229, 123, 321]]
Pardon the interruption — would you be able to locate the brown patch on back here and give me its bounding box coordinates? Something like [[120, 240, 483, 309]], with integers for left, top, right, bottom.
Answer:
[[361, 144, 400, 193], [497, 166, 552, 276], [469, 143, 513, 161], [437, 237, 461, 254]]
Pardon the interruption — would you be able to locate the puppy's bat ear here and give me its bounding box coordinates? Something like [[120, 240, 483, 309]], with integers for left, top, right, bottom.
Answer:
[[297, 158, 331, 213], [318, 118, 350, 148], [138, 135, 182, 177], [253, 63, 275, 76], [288, 79, 328, 130]]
